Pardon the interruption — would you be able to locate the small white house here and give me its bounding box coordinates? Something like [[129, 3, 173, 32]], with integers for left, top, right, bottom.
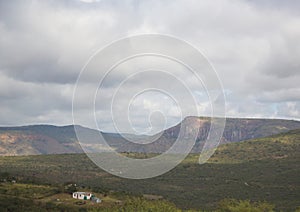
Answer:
[[72, 192, 93, 200]]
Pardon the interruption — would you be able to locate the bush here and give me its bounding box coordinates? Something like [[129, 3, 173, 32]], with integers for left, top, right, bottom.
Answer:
[[217, 199, 274, 212]]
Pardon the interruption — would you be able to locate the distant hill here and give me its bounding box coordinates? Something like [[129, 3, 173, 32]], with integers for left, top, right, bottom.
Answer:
[[0, 125, 82, 155], [108, 117, 300, 153], [0, 117, 300, 155]]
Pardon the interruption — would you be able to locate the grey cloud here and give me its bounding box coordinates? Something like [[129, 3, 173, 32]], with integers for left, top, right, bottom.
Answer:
[[0, 73, 74, 126], [0, 0, 145, 84], [252, 21, 300, 79], [245, 0, 300, 14], [258, 88, 300, 103], [277, 102, 300, 118], [1, 0, 300, 130]]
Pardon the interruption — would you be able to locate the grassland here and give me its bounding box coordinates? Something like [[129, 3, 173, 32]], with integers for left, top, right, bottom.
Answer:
[[0, 129, 299, 211], [0, 182, 181, 211]]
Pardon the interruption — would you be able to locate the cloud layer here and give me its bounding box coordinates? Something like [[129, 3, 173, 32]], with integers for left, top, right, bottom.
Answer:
[[0, 0, 299, 133]]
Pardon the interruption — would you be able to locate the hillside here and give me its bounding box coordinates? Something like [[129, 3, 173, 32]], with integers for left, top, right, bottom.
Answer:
[[0, 129, 299, 211], [0, 125, 124, 155], [0, 125, 82, 155], [1, 117, 300, 155], [210, 128, 300, 163]]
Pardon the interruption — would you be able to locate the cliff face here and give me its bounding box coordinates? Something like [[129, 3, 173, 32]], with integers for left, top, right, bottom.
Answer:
[[164, 117, 300, 143], [0, 117, 300, 155], [156, 117, 300, 153]]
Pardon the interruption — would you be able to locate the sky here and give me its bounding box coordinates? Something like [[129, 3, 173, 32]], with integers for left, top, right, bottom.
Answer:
[[0, 0, 300, 134]]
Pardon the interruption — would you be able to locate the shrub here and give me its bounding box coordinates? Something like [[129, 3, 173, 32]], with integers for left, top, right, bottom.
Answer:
[[217, 199, 274, 212]]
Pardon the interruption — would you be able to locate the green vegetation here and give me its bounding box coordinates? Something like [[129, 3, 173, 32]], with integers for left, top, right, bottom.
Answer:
[[99, 197, 180, 212], [0, 182, 56, 198], [0, 183, 278, 211], [210, 128, 300, 163], [0, 182, 180, 211], [217, 199, 274, 212], [0, 129, 299, 211]]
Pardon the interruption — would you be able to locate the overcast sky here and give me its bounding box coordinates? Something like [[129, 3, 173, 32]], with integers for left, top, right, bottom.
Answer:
[[0, 0, 299, 133]]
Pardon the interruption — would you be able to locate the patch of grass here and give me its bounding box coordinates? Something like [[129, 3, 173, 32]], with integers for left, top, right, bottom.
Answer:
[[0, 183, 57, 199], [0, 182, 181, 211]]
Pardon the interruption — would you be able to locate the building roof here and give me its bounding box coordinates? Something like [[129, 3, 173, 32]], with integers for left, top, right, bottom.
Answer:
[[73, 192, 92, 195]]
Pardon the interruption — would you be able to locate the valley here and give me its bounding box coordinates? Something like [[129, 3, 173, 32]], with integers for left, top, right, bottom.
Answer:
[[0, 128, 299, 211]]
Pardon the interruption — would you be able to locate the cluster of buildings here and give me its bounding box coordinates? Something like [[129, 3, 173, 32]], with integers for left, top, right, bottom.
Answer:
[[72, 192, 101, 203]]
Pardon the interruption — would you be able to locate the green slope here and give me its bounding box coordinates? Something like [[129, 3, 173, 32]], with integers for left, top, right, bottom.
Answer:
[[210, 128, 300, 163]]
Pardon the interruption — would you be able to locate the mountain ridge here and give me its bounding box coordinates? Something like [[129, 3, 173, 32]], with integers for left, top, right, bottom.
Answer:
[[1, 117, 300, 155]]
